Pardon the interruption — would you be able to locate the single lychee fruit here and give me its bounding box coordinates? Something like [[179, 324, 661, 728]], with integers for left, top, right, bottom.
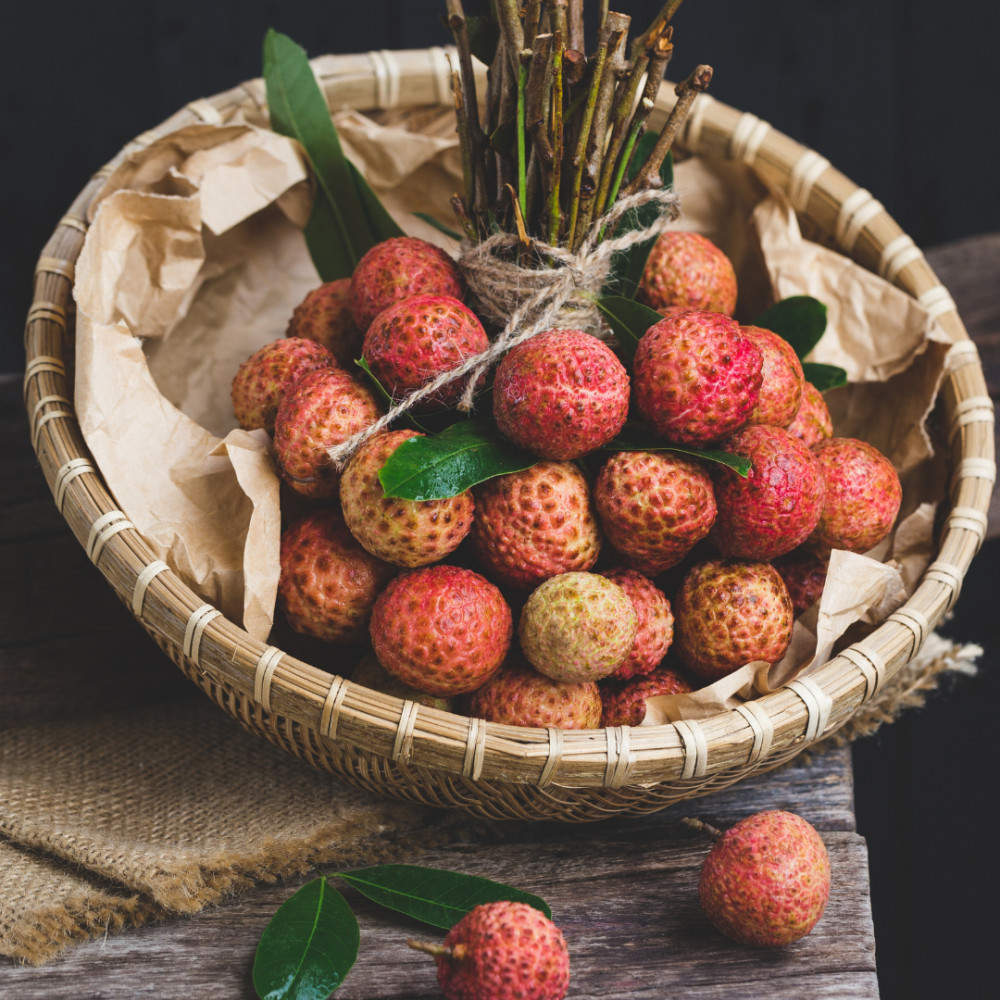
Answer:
[[673, 559, 794, 681], [810, 437, 902, 553], [466, 658, 602, 730], [632, 311, 763, 445], [278, 509, 394, 643], [598, 568, 674, 680], [286, 278, 363, 368], [690, 810, 831, 947], [409, 901, 570, 1000], [594, 450, 717, 575], [711, 424, 826, 561], [599, 668, 693, 727], [272, 368, 383, 498], [231, 337, 338, 434], [741, 325, 805, 429], [492, 329, 630, 460], [351, 653, 454, 713], [518, 572, 638, 683], [348, 236, 465, 332], [339, 429, 475, 567], [786, 381, 834, 448], [773, 548, 830, 617], [470, 461, 602, 591], [638, 230, 738, 316], [369, 565, 512, 696], [361, 293, 489, 410]]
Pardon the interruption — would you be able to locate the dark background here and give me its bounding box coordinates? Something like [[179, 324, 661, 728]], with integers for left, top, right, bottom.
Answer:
[[3, 2, 998, 997]]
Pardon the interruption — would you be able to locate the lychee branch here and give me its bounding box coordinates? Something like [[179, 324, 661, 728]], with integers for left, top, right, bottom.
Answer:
[[681, 816, 723, 839]]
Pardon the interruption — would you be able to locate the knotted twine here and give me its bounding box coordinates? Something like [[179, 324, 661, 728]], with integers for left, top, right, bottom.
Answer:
[[326, 186, 681, 468]]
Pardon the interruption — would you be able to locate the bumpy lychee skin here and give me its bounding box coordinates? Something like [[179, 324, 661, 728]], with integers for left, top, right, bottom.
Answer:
[[470, 462, 602, 590], [786, 381, 834, 448], [518, 572, 638, 683], [741, 325, 805, 429], [429, 901, 570, 1000], [633, 311, 763, 445], [286, 278, 363, 368], [370, 565, 512, 696], [698, 810, 831, 947], [773, 548, 830, 617], [599, 668, 692, 727], [492, 329, 630, 460], [711, 424, 826, 561], [638, 230, 738, 316], [362, 293, 489, 410], [231, 337, 337, 434], [278, 510, 394, 643], [466, 658, 602, 730], [598, 568, 674, 680], [673, 559, 794, 681], [810, 437, 902, 553], [352, 653, 454, 713], [348, 236, 464, 332], [339, 429, 475, 567], [594, 451, 717, 575], [272, 368, 383, 498]]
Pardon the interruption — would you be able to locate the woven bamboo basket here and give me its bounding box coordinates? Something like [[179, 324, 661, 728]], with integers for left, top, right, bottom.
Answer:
[[25, 48, 995, 822]]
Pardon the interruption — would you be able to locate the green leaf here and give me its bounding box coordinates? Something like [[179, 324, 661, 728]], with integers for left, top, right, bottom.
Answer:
[[253, 877, 359, 1000], [414, 212, 464, 242], [346, 160, 404, 242], [605, 423, 752, 477], [353, 358, 428, 432], [263, 29, 377, 278], [594, 294, 663, 362], [378, 419, 537, 500], [337, 864, 551, 930], [752, 295, 828, 360], [466, 14, 502, 66], [802, 361, 848, 391]]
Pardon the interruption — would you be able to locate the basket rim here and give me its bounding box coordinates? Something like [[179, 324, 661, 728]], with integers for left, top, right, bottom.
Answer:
[[23, 46, 996, 797]]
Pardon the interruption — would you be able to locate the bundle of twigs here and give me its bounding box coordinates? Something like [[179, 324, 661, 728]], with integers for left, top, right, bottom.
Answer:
[[444, 0, 711, 251]]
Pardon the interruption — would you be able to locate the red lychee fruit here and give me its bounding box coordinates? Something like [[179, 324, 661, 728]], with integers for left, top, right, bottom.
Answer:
[[339, 429, 475, 567], [469, 461, 602, 591], [594, 450, 717, 575], [638, 230, 738, 316], [466, 658, 602, 730], [598, 568, 674, 680], [694, 810, 831, 947], [810, 437, 902, 553], [673, 559, 794, 681], [599, 668, 693, 727], [492, 329, 630, 460], [351, 653, 454, 713], [711, 424, 826, 561], [231, 337, 338, 434], [786, 381, 834, 448], [348, 236, 464, 332], [272, 368, 383, 498], [361, 293, 489, 410], [741, 325, 805, 429], [286, 278, 363, 368], [369, 565, 512, 696], [773, 548, 830, 617], [518, 572, 638, 683], [410, 901, 570, 1000], [632, 311, 763, 445], [278, 509, 394, 643]]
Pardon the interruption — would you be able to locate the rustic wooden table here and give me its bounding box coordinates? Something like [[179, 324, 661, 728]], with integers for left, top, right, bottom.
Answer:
[[1, 235, 996, 998]]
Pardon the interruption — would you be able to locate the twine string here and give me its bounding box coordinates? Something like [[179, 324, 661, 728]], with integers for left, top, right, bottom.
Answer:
[[325, 187, 680, 468]]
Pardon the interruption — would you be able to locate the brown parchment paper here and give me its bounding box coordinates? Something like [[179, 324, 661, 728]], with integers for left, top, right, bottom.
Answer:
[[73, 107, 955, 710]]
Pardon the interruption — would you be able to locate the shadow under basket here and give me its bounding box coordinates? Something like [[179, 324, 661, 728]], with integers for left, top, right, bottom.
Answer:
[[25, 47, 996, 822]]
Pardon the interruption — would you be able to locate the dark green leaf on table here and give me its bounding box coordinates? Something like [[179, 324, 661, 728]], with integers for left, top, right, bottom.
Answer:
[[378, 419, 537, 500], [337, 864, 551, 930], [802, 361, 848, 391], [595, 295, 663, 362], [605, 423, 752, 477], [253, 877, 359, 1000], [752, 295, 828, 360]]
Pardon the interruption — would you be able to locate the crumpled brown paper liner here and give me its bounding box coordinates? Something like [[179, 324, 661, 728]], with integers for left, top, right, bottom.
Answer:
[[73, 106, 958, 716]]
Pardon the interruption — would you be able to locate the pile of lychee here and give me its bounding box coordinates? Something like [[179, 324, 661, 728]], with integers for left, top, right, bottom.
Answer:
[[230, 229, 903, 731]]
